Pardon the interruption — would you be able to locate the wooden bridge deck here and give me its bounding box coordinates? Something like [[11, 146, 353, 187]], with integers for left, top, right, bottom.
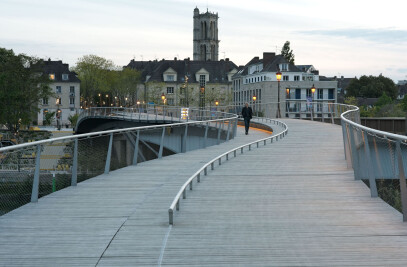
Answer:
[[1, 119, 407, 266]]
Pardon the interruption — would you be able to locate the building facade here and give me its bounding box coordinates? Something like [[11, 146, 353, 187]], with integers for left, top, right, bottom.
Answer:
[[232, 52, 338, 118], [38, 59, 81, 127], [193, 7, 219, 61], [127, 58, 237, 107]]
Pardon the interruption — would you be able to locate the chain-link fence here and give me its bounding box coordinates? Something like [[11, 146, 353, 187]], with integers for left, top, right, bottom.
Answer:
[[0, 107, 238, 216]]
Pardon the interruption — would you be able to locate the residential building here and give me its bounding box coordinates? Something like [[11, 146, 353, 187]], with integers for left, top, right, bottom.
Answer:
[[232, 52, 338, 118], [126, 57, 237, 107], [37, 59, 81, 126]]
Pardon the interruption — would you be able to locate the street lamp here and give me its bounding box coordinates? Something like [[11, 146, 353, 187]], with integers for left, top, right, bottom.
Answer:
[[215, 100, 219, 106], [276, 71, 282, 118], [252, 95, 257, 117], [311, 84, 316, 120], [161, 93, 166, 104], [98, 93, 101, 107], [286, 88, 290, 117]]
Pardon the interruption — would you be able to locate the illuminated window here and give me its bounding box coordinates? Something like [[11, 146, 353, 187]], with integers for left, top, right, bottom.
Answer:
[[56, 97, 62, 105], [49, 74, 55, 80]]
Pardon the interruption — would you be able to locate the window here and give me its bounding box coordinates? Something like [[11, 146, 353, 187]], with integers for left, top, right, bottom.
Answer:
[[62, 74, 69, 81], [306, 89, 312, 98], [281, 64, 288, 71], [70, 97, 75, 105], [167, 98, 174, 105], [328, 89, 334, 99], [56, 97, 62, 105], [283, 75, 289, 81], [56, 86, 61, 93], [49, 74, 55, 80], [166, 75, 174, 81], [180, 98, 185, 105], [199, 75, 206, 88], [70, 108, 75, 111], [295, 89, 301, 99], [317, 89, 323, 99], [70, 86, 75, 93], [43, 98, 48, 105], [294, 75, 300, 81], [167, 87, 174, 94]]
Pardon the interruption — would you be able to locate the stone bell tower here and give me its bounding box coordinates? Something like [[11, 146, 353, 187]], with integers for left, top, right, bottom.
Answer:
[[193, 7, 219, 61]]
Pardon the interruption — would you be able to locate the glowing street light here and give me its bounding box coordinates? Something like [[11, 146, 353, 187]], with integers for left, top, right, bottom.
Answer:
[[276, 71, 282, 118]]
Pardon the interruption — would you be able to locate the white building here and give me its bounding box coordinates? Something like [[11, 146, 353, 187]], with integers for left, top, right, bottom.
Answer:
[[232, 52, 338, 118], [38, 59, 81, 127]]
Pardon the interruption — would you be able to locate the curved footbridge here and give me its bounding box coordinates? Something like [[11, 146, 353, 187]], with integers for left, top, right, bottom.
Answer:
[[2, 119, 407, 266]]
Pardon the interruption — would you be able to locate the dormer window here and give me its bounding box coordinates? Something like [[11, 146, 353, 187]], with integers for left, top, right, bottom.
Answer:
[[62, 74, 69, 81], [166, 75, 174, 81], [49, 74, 55, 80], [280, 64, 288, 71]]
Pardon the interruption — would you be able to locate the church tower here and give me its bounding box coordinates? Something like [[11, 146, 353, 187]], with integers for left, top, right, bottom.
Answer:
[[193, 7, 219, 61]]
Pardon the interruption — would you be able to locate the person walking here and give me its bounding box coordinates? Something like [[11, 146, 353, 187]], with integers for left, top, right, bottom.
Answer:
[[241, 102, 253, 135]]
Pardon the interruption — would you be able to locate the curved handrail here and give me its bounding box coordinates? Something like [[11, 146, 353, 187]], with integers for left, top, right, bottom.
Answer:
[[168, 117, 288, 225], [0, 109, 237, 153], [341, 105, 407, 141]]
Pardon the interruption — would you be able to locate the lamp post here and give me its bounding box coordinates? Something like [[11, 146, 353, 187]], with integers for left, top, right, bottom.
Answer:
[[252, 95, 257, 117], [276, 71, 282, 118], [286, 88, 290, 117], [161, 93, 166, 104], [311, 84, 316, 120], [98, 93, 102, 107], [106, 94, 109, 107]]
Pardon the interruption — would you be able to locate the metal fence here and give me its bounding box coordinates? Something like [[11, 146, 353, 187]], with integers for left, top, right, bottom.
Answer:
[[0, 107, 238, 216], [341, 105, 407, 221]]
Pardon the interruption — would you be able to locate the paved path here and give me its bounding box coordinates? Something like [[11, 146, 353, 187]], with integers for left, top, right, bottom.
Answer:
[[0, 121, 278, 266], [1, 119, 407, 266]]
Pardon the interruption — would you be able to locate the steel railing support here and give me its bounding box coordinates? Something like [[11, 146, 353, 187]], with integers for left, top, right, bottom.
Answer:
[[71, 139, 78, 186], [31, 144, 42, 203], [104, 133, 113, 174]]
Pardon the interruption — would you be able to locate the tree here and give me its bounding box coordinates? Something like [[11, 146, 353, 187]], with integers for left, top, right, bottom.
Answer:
[[281, 41, 295, 64], [73, 55, 115, 107], [0, 48, 52, 135], [346, 75, 398, 99]]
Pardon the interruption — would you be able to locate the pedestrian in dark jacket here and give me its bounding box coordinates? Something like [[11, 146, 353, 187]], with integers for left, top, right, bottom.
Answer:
[[241, 102, 253, 135]]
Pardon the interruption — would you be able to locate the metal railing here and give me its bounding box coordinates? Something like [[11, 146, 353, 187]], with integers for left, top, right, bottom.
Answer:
[[0, 107, 238, 216], [341, 105, 407, 221], [168, 118, 288, 225]]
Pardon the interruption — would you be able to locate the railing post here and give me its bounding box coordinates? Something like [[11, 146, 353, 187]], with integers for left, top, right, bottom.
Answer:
[[133, 130, 140, 165], [158, 127, 165, 159], [71, 139, 78, 186], [341, 121, 351, 168], [182, 124, 188, 153], [211, 162, 214, 170], [169, 209, 173, 225], [226, 120, 231, 141], [396, 141, 407, 222], [104, 133, 113, 174], [348, 125, 360, 180], [219, 158, 222, 165], [361, 131, 378, 197], [204, 122, 209, 148], [234, 150, 237, 157], [217, 120, 223, 145], [204, 167, 207, 175], [31, 144, 42, 203], [233, 118, 237, 138], [197, 173, 200, 183], [182, 189, 186, 199]]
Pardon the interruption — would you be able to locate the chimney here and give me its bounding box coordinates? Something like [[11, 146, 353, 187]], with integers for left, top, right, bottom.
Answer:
[[174, 57, 177, 61], [225, 58, 229, 61], [263, 52, 275, 67]]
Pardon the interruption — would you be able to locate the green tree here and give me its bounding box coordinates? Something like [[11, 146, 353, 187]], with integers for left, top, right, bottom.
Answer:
[[73, 55, 115, 107], [346, 75, 397, 99], [0, 48, 52, 135], [281, 41, 295, 64], [344, 96, 358, 106]]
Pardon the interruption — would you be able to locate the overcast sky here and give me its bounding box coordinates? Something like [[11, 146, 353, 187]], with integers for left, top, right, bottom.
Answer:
[[1, 0, 407, 82]]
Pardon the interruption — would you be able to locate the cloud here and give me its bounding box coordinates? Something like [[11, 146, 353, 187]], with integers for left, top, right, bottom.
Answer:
[[298, 28, 407, 44]]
